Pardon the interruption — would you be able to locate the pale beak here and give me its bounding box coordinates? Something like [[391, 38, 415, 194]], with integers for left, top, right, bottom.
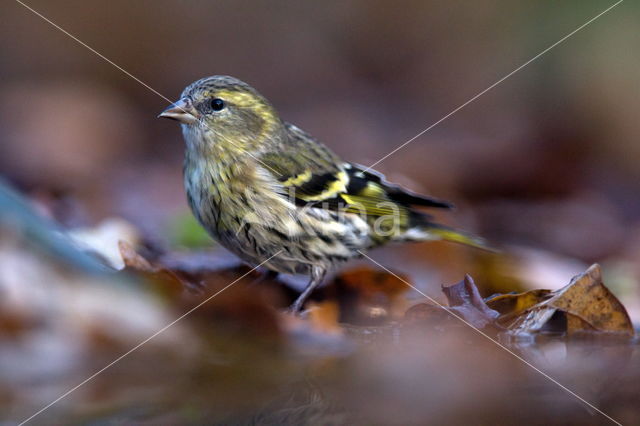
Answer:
[[158, 98, 198, 124]]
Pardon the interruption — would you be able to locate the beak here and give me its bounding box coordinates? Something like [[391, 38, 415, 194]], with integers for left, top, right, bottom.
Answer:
[[158, 98, 198, 124]]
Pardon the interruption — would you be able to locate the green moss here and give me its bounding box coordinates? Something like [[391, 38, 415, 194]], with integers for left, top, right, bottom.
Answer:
[[169, 213, 213, 249]]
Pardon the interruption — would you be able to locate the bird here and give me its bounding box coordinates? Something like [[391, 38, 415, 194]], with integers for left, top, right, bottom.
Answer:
[[159, 75, 485, 312]]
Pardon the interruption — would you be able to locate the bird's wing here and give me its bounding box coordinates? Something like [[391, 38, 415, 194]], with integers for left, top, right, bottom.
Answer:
[[258, 124, 491, 249], [259, 123, 452, 219], [338, 163, 453, 214]]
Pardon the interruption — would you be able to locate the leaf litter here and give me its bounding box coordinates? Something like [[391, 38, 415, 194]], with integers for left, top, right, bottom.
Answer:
[[487, 264, 634, 336], [1, 199, 639, 424]]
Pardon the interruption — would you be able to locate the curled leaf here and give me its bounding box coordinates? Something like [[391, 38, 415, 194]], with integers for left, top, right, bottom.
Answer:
[[403, 275, 500, 330], [118, 240, 186, 300], [485, 289, 552, 317], [442, 275, 500, 329], [547, 264, 633, 335], [499, 264, 634, 336]]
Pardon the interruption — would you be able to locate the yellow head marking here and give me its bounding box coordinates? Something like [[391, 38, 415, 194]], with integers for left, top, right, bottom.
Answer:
[[213, 89, 259, 107], [213, 88, 279, 140]]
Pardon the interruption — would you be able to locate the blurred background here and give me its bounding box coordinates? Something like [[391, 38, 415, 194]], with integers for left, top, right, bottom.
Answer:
[[1, 1, 639, 424]]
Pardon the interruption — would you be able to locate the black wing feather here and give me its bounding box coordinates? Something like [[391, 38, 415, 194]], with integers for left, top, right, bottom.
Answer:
[[347, 164, 454, 209]]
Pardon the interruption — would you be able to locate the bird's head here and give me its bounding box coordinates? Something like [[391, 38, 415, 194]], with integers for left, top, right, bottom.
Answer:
[[159, 75, 282, 153]]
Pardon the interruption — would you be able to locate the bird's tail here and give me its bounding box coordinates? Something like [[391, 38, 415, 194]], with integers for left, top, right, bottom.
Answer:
[[401, 222, 493, 251]]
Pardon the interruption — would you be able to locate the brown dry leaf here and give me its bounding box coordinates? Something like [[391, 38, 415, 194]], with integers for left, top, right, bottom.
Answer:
[[548, 264, 633, 335], [403, 275, 500, 330], [442, 275, 500, 329], [485, 289, 552, 317], [118, 240, 186, 300], [501, 264, 634, 336], [565, 314, 597, 332], [500, 308, 557, 334], [119, 239, 154, 271]]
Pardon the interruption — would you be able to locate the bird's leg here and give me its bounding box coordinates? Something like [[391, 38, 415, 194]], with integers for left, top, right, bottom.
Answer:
[[289, 266, 326, 313]]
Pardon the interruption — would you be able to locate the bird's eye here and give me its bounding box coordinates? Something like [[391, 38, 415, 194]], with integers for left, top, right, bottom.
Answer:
[[210, 98, 225, 112]]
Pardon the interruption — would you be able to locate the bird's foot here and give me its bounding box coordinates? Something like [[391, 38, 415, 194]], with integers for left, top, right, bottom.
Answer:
[[285, 298, 305, 316]]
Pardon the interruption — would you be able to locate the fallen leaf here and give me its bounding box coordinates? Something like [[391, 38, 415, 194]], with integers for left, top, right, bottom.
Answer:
[[119, 239, 154, 271], [548, 264, 633, 335], [442, 274, 500, 328], [485, 289, 552, 317], [500, 264, 634, 336], [118, 240, 186, 300], [403, 275, 500, 330]]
